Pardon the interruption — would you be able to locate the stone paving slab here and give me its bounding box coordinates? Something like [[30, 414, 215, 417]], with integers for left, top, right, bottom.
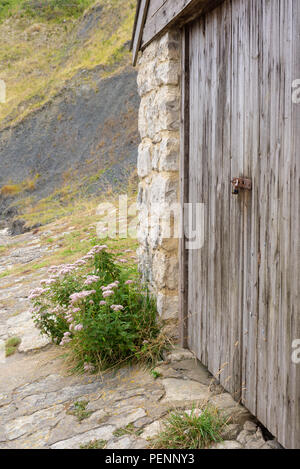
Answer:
[[0, 228, 283, 450]]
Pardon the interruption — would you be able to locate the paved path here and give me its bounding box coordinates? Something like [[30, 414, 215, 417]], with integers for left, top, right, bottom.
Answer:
[[0, 229, 281, 449]]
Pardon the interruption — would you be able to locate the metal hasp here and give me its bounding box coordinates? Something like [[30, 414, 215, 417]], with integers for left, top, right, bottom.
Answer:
[[231, 177, 252, 195]]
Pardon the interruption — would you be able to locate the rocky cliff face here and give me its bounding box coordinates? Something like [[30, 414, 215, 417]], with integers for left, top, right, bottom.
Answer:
[[0, 1, 139, 228], [0, 67, 139, 223]]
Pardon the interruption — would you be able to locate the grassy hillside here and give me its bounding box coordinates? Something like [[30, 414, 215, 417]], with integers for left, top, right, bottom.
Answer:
[[0, 0, 94, 21], [0, 0, 139, 229], [0, 0, 136, 126]]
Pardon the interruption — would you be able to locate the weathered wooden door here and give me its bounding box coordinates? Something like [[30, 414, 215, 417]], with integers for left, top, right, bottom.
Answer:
[[185, 0, 300, 448]]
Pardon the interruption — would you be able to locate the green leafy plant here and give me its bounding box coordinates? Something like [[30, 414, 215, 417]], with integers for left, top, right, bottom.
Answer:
[[69, 400, 92, 421], [150, 369, 162, 380], [150, 406, 226, 449], [30, 244, 167, 372]]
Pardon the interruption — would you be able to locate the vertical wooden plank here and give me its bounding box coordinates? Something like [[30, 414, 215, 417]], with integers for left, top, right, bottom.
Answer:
[[254, 0, 270, 427], [227, 0, 244, 398], [276, 0, 292, 445], [241, 0, 254, 411], [289, 0, 300, 448], [179, 27, 190, 348], [199, 16, 208, 366], [187, 21, 196, 355], [242, 0, 261, 418], [265, 0, 281, 437], [218, 0, 232, 394], [207, 2, 218, 380]]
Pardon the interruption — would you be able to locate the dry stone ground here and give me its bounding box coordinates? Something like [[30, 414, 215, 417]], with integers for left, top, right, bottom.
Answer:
[[0, 228, 282, 449]]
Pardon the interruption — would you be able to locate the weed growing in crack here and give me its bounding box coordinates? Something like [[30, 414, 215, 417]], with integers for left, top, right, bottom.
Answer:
[[5, 336, 21, 357], [113, 423, 143, 438], [80, 439, 107, 449], [69, 400, 92, 422], [149, 405, 227, 449]]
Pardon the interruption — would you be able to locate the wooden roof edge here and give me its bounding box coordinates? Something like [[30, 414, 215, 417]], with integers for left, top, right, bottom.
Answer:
[[131, 0, 150, 66], [131, 0, 225, 66], [130, 0, 141, 51]]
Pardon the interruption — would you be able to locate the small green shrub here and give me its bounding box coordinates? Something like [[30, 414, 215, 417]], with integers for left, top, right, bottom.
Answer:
[[150, 406, 226, 449], [30, 244, 166, 372]]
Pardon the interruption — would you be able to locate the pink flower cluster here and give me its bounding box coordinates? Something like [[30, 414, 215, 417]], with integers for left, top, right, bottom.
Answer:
[[60, 331, 72, 346], [48, 263, 79, 278], [89, 245, 108, 254], [28, 287, 48, 300], [100, 281, 119, 298], [40, 278, 56, 286], [84, 275, 100, 286], [31, 305, 47, 317], [102, 290, 114, 298], [110, 305, 124, 312], [70, 290, 96, 304]]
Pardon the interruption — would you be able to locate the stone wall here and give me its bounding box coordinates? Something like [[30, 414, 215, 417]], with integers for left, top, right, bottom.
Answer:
[[136, 30, 181, 325]]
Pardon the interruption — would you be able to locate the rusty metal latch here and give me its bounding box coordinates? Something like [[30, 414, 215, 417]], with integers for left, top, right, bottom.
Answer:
[[231, 177, 252, 195]]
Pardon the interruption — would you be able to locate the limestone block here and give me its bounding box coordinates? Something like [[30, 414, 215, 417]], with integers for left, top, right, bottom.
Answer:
[[138, 91, 158, 139], [155, 86, 180, 133], [156, 293, 178, 320], [137, 61, 157, 97], [221, 424, 243, 441], [210, 393, 252, 425], [159, 136, 179, 171], [139, 88, 179, 140], [137, 219, 149, 247], [155, 61, 180, 87], [152, 143, 160, 170], [137, 40, 158, 65], [152, 251, 178, 290], [51, 425, 115, 449], [158, 31, 180, 61], [161, 378, 210, 402], [166, 347, 195, 362], [150, 174, 178, 208], [243, 420, 257, 433], [141, 420, 162, 439], [137, 142, 152, 178]]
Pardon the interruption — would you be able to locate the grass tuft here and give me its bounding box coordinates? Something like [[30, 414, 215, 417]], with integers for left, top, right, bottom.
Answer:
[[5, 336, 21, 356], [80, 439, 107, 449], [150, 405, 227, 449], [113, 423, 143, 438], [69, 400, 92, 421]]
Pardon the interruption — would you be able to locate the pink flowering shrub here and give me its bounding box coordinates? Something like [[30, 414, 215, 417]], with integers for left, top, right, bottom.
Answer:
[[30, 244, 161, 371]]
